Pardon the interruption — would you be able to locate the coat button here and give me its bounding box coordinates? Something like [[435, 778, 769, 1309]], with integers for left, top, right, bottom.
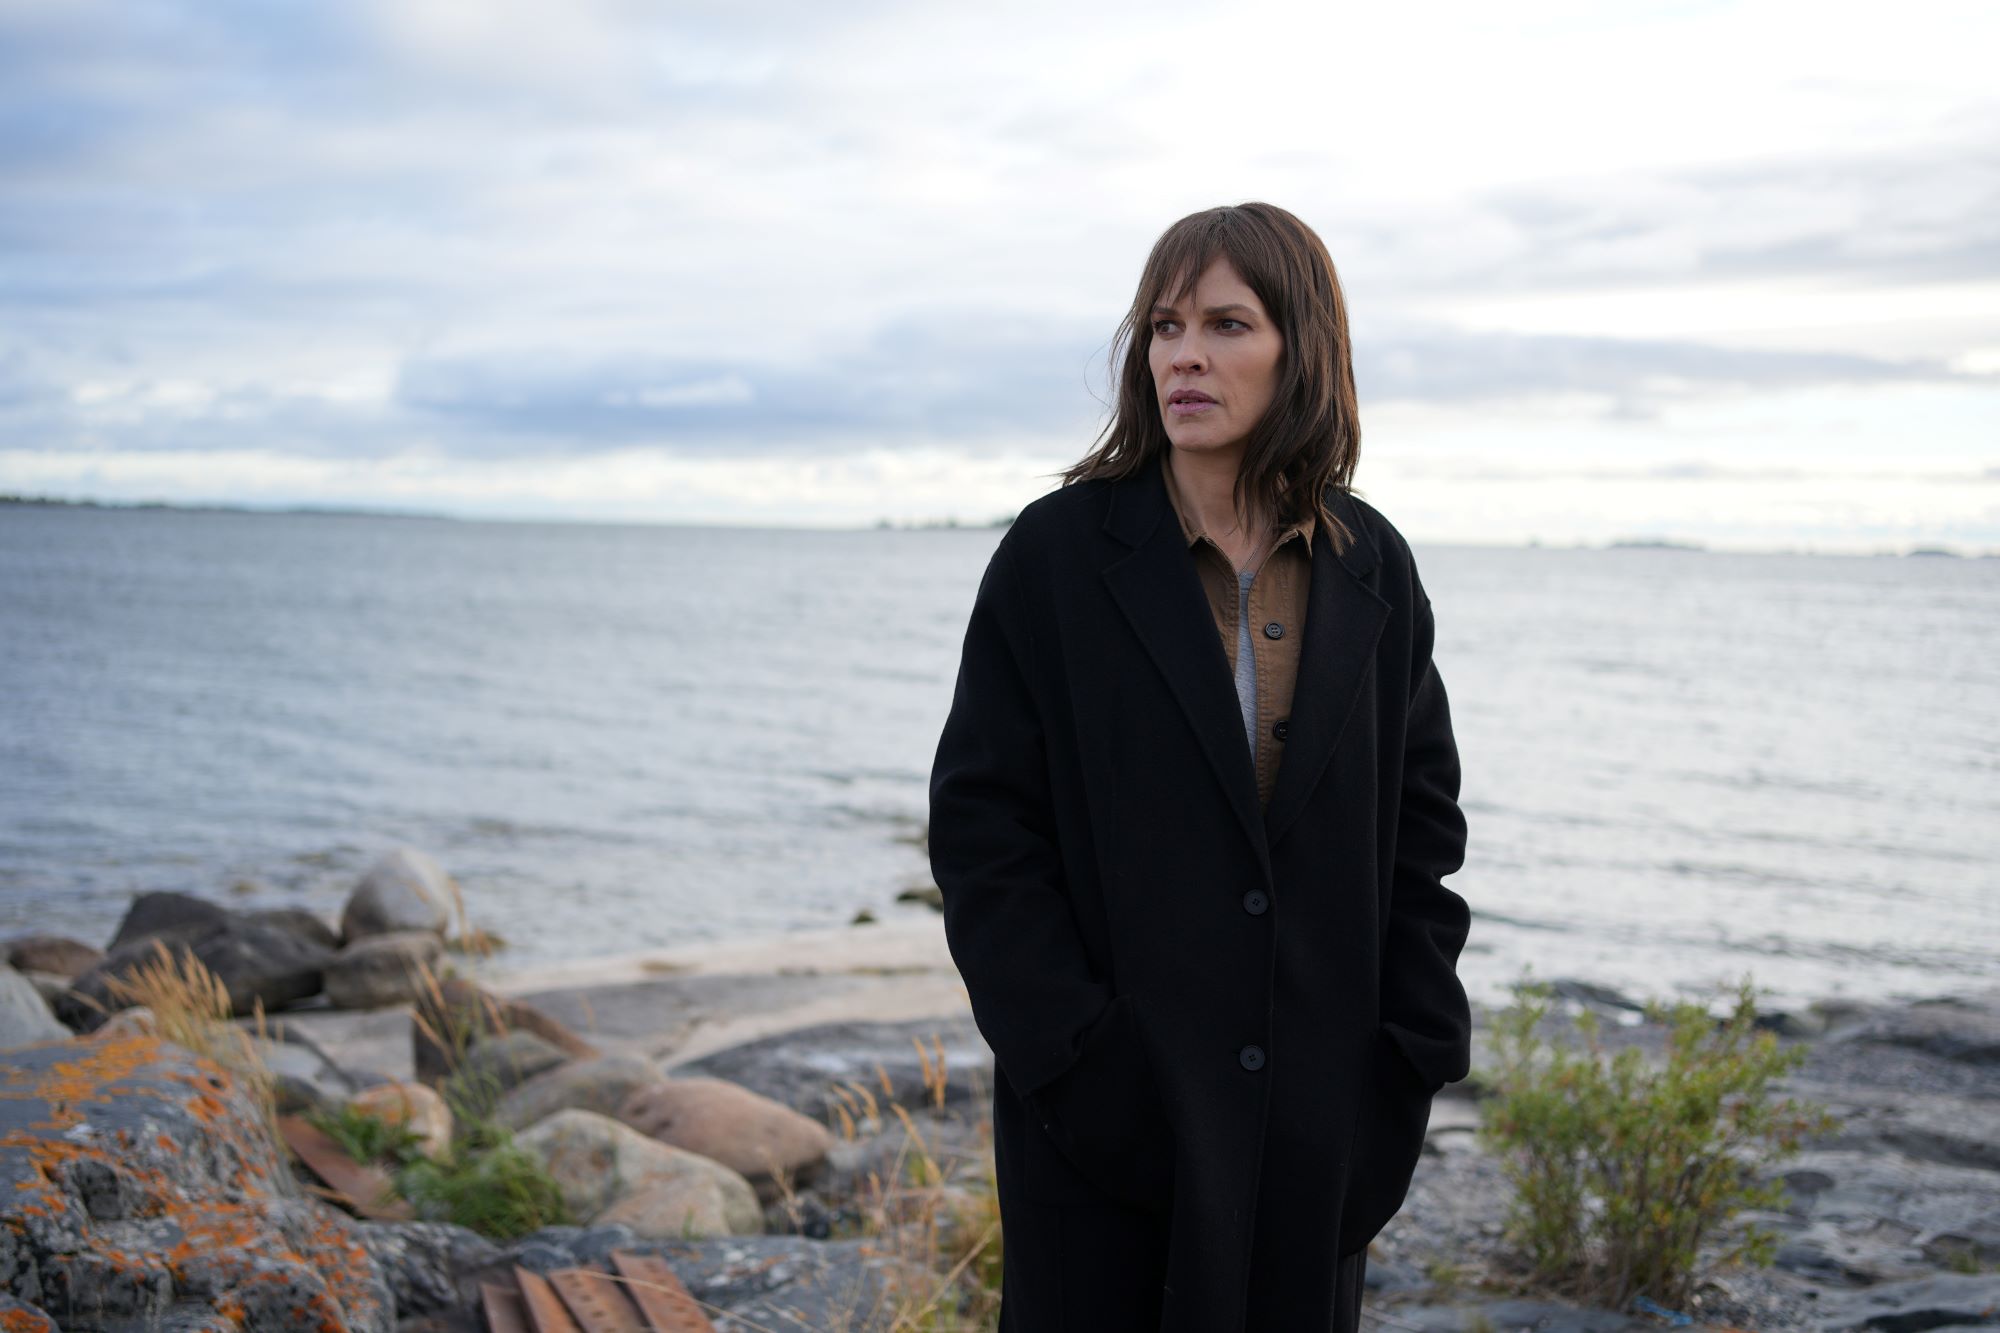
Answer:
[[1239, 1044, 1266, 1072], [1242, 889, 1268, 916], [1263, 621, 1284, 640], [1271, 718, 1289, 741]]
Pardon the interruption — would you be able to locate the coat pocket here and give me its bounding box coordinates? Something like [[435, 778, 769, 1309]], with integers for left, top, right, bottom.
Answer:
[[1021, 993, 1175, 1210], [1337, 1025, 1435, 1255]]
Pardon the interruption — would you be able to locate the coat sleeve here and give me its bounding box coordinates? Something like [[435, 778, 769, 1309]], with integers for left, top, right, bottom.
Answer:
[[927, 535, 1124, 1099], [1380, 579, 1473, 1091], [1339, 565, 1474, 1255]]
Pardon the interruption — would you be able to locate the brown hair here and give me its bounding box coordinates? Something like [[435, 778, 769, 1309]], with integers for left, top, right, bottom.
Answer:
[[1062, 201, 1360, 549]]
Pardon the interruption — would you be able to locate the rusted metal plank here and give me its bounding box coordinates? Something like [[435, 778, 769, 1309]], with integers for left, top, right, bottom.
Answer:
[[548, 1268, 647, 1333], [608, 1251, 718, 1333], [481, 1282, 532, 1333], [515, 1266, 584, 1333], [275, 1114, 411, 1221]]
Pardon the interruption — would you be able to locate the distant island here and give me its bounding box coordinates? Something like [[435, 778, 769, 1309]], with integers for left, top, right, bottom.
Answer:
[[0, 493, 450, 520]]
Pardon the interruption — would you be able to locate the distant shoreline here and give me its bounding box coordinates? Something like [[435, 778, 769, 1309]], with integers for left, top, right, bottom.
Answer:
[[5, 493, 1992, 557], [0, 493, 451, 521]]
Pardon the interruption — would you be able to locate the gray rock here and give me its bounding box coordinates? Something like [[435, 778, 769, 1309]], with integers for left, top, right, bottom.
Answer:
[[493, 1054, 666, 1132], [456, 1030, 570, 1096], [249, 1032, 362, 1117], [0, 1033, 392, 1331], [245, 907, 341, 953], [513, 1110, 761, 1236], [895, 885, 944, 911], [3, 934, 103, 981], [0, 964, 67, 1048], [1833, 992, 2000, 1067], [355, 1220, 505, 1317], [324, 930, 445, 1011], [674, 1016, 993, 1118], [60, 916, 333, 1029], [341, 847, 458, 943], [1816, 1272, 2000, 1331], [107, 891, 231, 951]]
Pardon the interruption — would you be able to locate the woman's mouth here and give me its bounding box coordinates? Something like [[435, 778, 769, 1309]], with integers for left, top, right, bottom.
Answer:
[[1168, 390, 1216, 416]]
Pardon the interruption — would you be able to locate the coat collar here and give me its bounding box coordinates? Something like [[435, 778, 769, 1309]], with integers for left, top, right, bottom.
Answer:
[[1100, 452, 1390, 860]]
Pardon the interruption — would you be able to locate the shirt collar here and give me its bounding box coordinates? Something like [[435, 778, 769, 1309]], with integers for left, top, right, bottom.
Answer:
[[1160, 452, 1317, 555]]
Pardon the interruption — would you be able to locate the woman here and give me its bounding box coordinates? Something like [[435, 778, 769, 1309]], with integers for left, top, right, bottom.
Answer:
[[928, 202, 1471, 1332]]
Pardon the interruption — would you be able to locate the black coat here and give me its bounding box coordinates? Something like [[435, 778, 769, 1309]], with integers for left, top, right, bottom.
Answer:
[[928, 451, 1472, 1333]]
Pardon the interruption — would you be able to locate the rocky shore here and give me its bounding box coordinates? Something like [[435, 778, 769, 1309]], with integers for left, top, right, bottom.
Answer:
[[1, 847, 1995, 1330]]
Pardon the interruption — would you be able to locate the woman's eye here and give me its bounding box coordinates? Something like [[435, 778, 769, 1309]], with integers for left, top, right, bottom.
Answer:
[[1217, 318, 1247, 332], [1152, 319, 1178, 335]]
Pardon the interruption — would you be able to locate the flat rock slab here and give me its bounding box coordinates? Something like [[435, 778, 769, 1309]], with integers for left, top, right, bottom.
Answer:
[[1385, 1300, 1728, 1332], [251, 1004, 418, 1085], [672, 1016, 993, 1120]]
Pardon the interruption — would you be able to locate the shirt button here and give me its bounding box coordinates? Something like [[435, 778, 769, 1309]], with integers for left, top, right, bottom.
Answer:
[[1263, 621, 1284, 640], [1271, 718, 1289, 741], [1239, 1045, 1267, 1072], [1242, 889, 1269, 916]]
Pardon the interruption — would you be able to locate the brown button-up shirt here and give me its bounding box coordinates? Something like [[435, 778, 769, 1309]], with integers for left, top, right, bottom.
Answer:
[[1160, 458, 1315, 808]]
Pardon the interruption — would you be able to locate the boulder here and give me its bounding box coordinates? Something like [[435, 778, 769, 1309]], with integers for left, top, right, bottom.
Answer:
[[412, 975, 598, 1084], [0, 963, 67, 1048], [619, 1076, 833, 1201], [458, 1030, 570, 1096], [59, 917, 333, 1030], [341, 847, 458, 943], [494, 1054, 666, 1132], [246, 907, 342, 953], [3, 932, 102, 980], [0, 1032, 392, 1330], [597, 1174, 760, 1240], [513, 1109, 760, 1236], [107, 890, 231, 951], [349, 1083, 453, 1161], [324, 930, 445, 1011]]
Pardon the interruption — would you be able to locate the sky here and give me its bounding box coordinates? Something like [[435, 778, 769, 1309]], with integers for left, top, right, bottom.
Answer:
[[1, 0, 1995, 550]]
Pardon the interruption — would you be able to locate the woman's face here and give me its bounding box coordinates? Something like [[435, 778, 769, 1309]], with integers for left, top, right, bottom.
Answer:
[[1147, 256, 1283, 460]]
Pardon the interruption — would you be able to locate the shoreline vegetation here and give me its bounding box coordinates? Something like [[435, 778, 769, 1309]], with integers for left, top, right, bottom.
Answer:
[[5, 493, 1994, 556], [0, 846, 1995, 1330]]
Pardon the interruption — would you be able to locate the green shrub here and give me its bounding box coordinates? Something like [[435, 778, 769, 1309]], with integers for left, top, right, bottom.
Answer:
[[394, 1132, 571, 1240], [1478, 977, 1834, 1308]]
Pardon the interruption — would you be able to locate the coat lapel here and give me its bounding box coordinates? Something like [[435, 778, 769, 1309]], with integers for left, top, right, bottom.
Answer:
[[1263, 499, 1390, 849], [1101, 456, 1270, 876]]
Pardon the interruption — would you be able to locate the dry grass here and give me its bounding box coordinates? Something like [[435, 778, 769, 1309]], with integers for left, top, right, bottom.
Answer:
[[810, 1035, 1004, 1332], [99, 940, 281, 1135]]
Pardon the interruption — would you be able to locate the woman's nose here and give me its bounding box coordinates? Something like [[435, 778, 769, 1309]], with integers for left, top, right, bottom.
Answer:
[[1172, 338, 1207, 374]]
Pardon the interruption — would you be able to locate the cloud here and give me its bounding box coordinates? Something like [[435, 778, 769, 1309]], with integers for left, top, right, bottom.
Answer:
[[1354, 326, 1965, 417]]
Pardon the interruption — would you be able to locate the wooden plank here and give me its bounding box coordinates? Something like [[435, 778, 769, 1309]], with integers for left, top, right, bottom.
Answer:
[[275, 1114, 411, 1221], [515, 1266, 584, 1333], [608, 1251, 718, 1333], [549, 1268, 647, 1333], [481, 1282, 532, 1333]]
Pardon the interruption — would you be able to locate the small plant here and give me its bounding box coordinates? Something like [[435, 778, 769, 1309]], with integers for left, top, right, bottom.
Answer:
[[394, 1132, 571, 1239], [307, 1101, 425, 1168], [1479, 976, 1835, 1309]]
